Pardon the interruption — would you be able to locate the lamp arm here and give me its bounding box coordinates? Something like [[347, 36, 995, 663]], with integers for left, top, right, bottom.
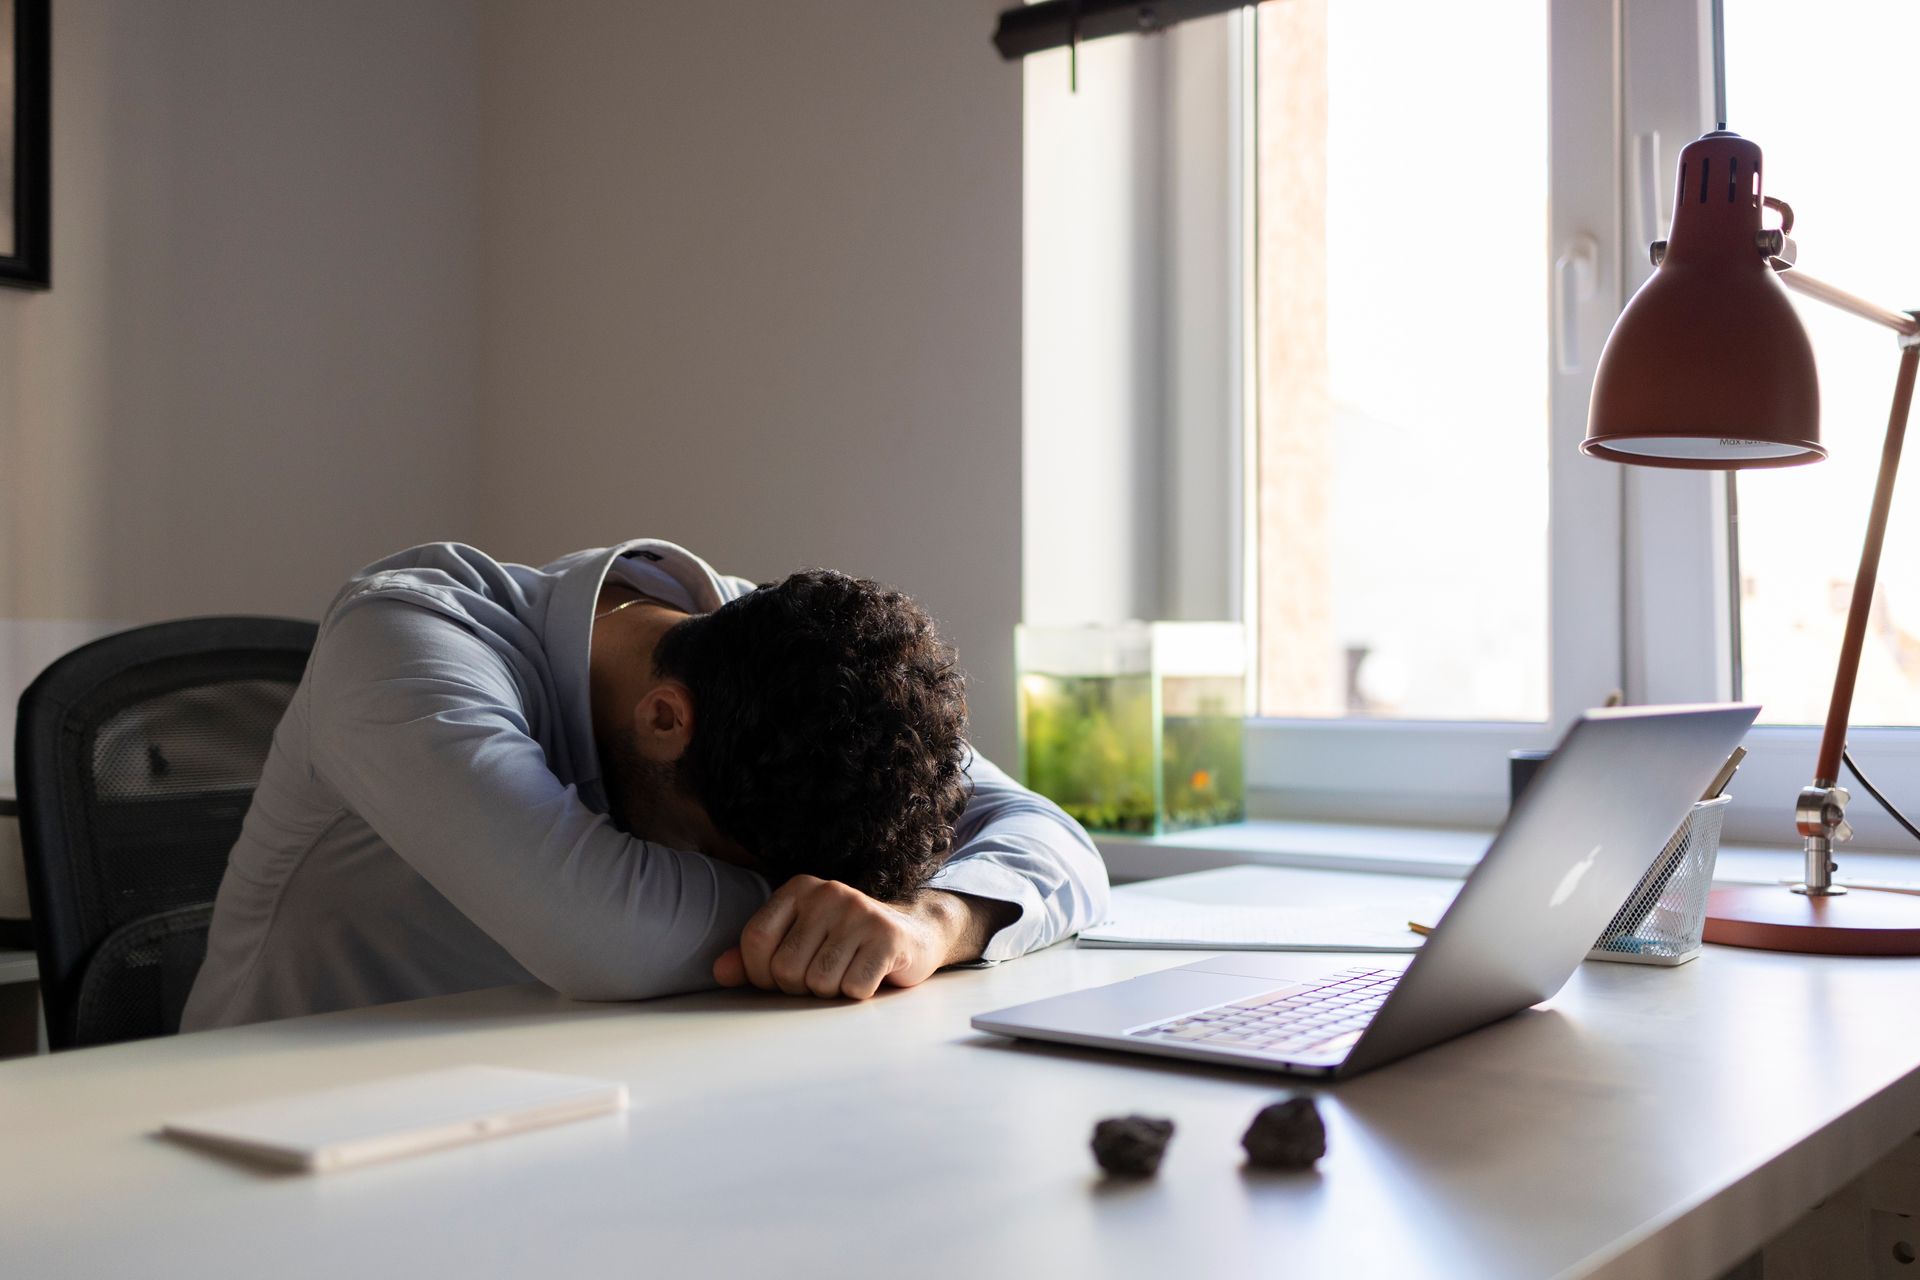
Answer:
[[1797, 343, 1920, 894], [1814, 345, 1920, 787], [1779, 269, 1920, 338]]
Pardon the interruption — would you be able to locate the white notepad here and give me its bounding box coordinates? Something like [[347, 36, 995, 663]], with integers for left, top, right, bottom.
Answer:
[[160, 1064, 629, 1173], [1078, 898, 1428, 952]]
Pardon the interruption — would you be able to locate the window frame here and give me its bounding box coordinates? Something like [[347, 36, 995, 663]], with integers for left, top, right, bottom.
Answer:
[[1232, 0, 1920, 852], [1019, 0, 1920, 855], [1228, 0, 1920, 855], [1603, 0, 1920, 851]]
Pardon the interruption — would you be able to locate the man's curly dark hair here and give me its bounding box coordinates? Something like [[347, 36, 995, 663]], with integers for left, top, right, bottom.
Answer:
[[651, 569, 971, 902]]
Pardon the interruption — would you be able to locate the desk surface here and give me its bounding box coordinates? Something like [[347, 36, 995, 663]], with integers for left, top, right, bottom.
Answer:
[[2, 865, 1918, 1280]]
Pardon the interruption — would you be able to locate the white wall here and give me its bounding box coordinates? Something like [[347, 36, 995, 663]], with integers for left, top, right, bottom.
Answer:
[[1021, 37, 1164, 627], [476, 0, 1024, 759], [0, 0, 485, 781], [0, 0, 484, 624], [1160, 18, 1242, 624], [0, 0, 1025, 770], [1021, 20, 1241, 630]]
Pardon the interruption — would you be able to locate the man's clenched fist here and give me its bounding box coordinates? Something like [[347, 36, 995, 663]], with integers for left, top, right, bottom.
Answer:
[[713, 875, 1010, 1000]]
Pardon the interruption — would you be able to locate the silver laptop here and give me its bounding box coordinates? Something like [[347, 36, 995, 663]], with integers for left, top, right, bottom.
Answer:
[[973, 704, 1758, 1079]]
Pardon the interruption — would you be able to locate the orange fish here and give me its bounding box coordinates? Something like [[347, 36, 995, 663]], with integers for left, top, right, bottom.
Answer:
[[1190, 770, 1212, 791]]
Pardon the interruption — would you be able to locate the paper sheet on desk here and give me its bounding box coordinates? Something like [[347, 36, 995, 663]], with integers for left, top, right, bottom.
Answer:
[[1077, 898, 1427, 952]]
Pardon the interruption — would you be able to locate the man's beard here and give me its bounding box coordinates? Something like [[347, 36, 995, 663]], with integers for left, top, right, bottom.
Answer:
[[600, 722, 684, 840]]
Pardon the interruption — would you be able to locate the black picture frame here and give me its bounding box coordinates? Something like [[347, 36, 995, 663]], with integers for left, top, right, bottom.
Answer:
[[0, 0, 49, 290]]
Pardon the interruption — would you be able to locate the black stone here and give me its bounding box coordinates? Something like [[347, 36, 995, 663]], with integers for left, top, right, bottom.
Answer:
[[1090, 1114, 1175, 1177], [1241, 1096, 1326, 1170]]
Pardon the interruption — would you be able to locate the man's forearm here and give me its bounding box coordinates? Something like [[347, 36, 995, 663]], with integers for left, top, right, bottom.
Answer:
[[914, 889, 1020, 967]]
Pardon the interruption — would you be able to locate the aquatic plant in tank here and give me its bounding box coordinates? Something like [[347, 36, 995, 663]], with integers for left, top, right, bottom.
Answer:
[[1017, 623, 1246, 835]]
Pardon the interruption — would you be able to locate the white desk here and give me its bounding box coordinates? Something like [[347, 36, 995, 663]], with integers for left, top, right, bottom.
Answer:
[[1, 865, 1917, 1279]]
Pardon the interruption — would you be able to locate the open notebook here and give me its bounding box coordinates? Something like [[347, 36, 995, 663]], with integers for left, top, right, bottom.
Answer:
[[1078, 897, 1429, 952]]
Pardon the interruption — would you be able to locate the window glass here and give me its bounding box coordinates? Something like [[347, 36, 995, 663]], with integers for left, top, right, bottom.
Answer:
[[1254, 0, 1549, 720], [1726, 0, 1920, 726]]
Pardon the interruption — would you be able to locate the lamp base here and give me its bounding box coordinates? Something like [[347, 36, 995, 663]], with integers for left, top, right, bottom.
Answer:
[[1703, 885, 1920, 955]]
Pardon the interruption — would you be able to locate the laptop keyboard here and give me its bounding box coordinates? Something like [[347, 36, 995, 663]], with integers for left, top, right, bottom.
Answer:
[[1127, 966, 1402, 1059]]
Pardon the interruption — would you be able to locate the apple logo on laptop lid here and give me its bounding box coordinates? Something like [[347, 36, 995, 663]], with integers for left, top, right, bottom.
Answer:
[[1549, 845, 1604, 909]]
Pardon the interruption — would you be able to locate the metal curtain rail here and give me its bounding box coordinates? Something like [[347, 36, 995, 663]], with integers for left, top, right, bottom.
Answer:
[[991, 0, 1260, 61]]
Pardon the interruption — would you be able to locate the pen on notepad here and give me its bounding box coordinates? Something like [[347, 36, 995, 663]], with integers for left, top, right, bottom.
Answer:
[[1407, 921, 1433, 937]]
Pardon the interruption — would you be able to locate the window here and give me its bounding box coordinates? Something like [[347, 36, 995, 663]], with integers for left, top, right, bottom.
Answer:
[[1021, 0, 1920, 850], [1724, 0, 1920, 729]]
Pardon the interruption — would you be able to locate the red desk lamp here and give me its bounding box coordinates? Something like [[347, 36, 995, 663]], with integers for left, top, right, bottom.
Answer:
[[1585, 128, 1920, 955]]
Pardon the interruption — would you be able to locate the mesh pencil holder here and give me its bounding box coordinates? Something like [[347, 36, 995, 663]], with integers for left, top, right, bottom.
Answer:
[[1587, 795, 1730, 966]]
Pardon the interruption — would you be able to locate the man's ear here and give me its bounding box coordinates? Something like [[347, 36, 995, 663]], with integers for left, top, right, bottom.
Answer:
[[631, 681, 694, 762]]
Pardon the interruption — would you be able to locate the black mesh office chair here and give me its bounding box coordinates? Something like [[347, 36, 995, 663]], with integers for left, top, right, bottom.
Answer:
[[14, 617, 317, 1050]]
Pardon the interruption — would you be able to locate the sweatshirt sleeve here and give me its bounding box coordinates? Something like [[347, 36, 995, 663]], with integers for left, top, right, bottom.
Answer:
[[924, 749, 1112, 961], [305, 597, 770, 1001]]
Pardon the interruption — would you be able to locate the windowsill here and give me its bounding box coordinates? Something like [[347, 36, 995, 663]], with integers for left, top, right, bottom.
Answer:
[[1094, 819, 1920, 889]]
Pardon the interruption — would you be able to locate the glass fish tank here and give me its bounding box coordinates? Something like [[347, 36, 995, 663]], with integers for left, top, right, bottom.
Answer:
[[1017, 623, 1247, 835]]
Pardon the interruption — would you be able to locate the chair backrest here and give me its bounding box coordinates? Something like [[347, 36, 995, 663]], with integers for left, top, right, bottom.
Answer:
[[15, 617, 317, 1050]]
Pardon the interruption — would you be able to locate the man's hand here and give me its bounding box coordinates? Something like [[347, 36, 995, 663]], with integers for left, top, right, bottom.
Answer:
[[713, 875, 1015, 1000]]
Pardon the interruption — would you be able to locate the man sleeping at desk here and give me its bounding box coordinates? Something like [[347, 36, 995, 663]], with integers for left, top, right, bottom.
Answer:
[[182, 540, 1108, 1030]]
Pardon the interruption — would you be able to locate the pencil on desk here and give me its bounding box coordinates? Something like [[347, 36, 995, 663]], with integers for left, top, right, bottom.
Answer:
[[1408, 921, 1433, 937]]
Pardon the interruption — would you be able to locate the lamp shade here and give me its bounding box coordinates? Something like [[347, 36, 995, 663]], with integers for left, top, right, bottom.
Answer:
[[1583, 131, 1823, 469]]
